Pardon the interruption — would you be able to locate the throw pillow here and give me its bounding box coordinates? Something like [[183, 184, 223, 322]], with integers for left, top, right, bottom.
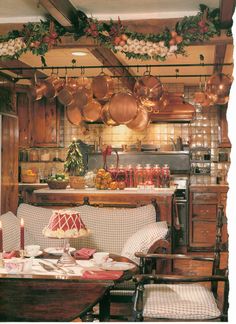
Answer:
[[121, 221, 168, 264]]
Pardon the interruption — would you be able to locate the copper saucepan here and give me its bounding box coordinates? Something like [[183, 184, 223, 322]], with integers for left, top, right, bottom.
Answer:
[[44, 73, 64, 99], [66, 103, 83, 126], [126, 105, 150, 131], [134, 74, 163, 108], [109, 91, 138, 124], [57, 77, 77, 106], [81, 99, 102, 122], [73, 87, 93, 109], [101, 102, 119, 126], [29, 73, 47, 101], [91, 73, 114, 100]]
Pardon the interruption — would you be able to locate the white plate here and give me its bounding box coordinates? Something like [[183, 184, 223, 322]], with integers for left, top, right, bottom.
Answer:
[[25, 250, 43, 258], [101, 262, 135, 271], [44, 247, 76, 256]]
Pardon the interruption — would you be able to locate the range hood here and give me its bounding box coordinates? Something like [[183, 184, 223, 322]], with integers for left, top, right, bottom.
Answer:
[[150, 92, 196, 123]]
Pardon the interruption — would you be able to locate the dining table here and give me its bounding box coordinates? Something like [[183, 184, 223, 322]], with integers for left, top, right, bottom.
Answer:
[[0, 251, 138, 322]]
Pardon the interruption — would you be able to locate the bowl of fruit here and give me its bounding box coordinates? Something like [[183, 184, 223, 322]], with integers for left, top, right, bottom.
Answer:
[[21, 169, 37, 183], [47, 173, 69, 189]]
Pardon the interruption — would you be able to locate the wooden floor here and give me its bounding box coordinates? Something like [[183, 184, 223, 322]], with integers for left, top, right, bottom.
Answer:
[[109, 252, 228, 322]]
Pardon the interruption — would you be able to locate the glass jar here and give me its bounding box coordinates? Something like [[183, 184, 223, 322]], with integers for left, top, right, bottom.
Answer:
[[29, 149, 39, 162], [134, 164, 144, 187], [117, 165, 126, 182], [161, 164, 170, 188], [107, 164, 118, 181], [125, 164, 134, 188], [152, 164, 161, 188], [143, 164, 153, 185]]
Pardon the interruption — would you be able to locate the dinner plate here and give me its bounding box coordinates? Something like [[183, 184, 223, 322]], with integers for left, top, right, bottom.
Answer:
[[44, 247, 76, 256], [101, 261, 135, 271], [25, 250, 43, 258]]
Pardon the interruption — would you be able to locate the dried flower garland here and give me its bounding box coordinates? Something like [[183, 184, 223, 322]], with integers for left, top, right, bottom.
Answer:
[[0, 4, 231, 63]]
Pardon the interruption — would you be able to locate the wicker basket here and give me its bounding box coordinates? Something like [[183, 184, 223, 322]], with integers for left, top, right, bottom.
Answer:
[[69, 176, 85, 189], [47, 180, 69, 189], [21, 174, 38, 183]]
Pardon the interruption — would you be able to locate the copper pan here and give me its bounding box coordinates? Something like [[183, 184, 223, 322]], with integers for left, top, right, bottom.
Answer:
[[109, 92, 138, 124], [92, 73, 114, 100], [66, 103, 83, 126], [77, 77, 92, 90], [57, 77, 77, 106], [29, 73, 47, 101], [134, 74, 163, 107], [44, 73, 64, 99], [126, 106, 150, 131], [73, 87, 93, 109], [101, 103, 119, 126], [81, 99, 102, 122]]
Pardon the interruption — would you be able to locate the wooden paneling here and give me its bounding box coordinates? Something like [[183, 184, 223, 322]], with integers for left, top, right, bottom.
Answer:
[[17, 92, 31, 148], [31, 97, 61, 147], [1, 114, 18, 214]]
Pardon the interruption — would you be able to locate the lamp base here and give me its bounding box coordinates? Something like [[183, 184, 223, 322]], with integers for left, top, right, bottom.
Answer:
[[57, 239, 77, 267]]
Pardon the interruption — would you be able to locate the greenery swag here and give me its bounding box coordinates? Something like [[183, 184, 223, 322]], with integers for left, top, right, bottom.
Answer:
[[0, 4, 231, 64]]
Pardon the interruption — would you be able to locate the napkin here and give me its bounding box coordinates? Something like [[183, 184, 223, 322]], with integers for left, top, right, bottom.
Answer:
[[74, 248, 96, 260], [82, 270, 123, 280]]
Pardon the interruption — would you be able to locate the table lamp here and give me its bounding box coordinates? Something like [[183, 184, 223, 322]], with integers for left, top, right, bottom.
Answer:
[[43, 210, 90, 266]]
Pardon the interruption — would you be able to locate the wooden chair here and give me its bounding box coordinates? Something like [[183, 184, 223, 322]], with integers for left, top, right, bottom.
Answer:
[[132, 205, 229, 321]]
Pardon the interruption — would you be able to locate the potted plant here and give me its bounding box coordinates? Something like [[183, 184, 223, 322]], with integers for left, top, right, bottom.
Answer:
[[64, 140, 87, 189]]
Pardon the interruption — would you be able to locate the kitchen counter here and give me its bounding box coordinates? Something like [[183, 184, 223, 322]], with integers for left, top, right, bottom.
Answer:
[[30, 187, 176, 225], [19, 183, 48, 187], [190, 184, 228, 188]]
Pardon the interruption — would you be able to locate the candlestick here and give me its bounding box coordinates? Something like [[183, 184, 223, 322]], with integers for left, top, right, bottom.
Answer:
[[0, 220, 3, 253], [20, 218, 24, 250]]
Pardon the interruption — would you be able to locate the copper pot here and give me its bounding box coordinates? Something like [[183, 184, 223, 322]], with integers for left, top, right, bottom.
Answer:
[[92, 73, 114, 100], [57, 77, 77, 106], [82, 99, 102, 122], [77, 77, 92, 90], [134, 75, 163, 107], [101, 103, 119, 126], [66, 103, 82, 125], [73, 87, 93, 109], [29, 73, 47, 101], [206, 73, 232, 105], [126, 106, 150, 131], [44, 74, 64, 99], [109, 92, 138, 124]]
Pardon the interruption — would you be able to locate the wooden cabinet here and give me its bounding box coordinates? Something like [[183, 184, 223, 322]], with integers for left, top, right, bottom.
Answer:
[[0, 113, 18, 214], [17, 87, 64, 148], [218, 105, 231, 148], [189, 185, 228, 250]]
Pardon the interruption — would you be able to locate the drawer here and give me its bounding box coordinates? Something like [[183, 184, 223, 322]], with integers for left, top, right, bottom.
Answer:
[[192, 192, 218, 203], [192, 220, 216, 245], [192, 204, 217, 219]]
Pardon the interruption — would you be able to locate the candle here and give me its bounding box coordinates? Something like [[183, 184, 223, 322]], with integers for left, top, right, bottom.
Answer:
[[20, 218, 24, 250], [0, 220, 3, 252]]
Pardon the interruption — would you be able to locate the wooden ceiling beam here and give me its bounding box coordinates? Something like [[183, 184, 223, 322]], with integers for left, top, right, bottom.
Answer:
[[220, 0, 235, 29], [90, 47, 135, 91], [38, 0, 77, 27], [0, 60, 47, 79], [213, 44, 227, 73]]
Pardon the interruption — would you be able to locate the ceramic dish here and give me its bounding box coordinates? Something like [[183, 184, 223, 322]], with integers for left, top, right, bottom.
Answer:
[[24, 250, 43, 258], [44, 247, 76, 256], [101, 261, 135, 271]]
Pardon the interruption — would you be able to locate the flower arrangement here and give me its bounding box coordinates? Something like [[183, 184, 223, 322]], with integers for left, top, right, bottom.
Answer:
[[0, 4, 230, 63]]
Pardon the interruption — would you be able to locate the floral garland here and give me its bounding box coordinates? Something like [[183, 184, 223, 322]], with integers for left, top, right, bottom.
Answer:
[[0, 4, 231, 63]]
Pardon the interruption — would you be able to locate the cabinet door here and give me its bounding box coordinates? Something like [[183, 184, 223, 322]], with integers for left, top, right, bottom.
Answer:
[[17, 91, 31, 148], [1, 114, 18, 214], [31, 97, 61, 147]]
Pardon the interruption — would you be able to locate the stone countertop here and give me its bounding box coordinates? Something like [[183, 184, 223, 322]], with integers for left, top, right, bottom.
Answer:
[[33, 187, 176, 195], [190, 184, 229, 188]]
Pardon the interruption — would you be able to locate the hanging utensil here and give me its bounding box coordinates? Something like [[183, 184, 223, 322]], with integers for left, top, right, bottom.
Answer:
[[81, 99, 102, 122], [30, 72, 47, 101], [66, 103, 83, 125], [109, 91, 138, 124], [101, 102, 119, 126], [126, 105, 150, 131], [91, 72, 114, 100]]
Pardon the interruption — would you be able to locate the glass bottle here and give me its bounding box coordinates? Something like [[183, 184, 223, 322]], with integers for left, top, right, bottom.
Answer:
[[161, 164, 170, 188], [125, 164, 134, 188], [152, 164, 161, 188], [117, 165, 126, 182], [107, 164, 118, 181], [134, 164, 144, 187]]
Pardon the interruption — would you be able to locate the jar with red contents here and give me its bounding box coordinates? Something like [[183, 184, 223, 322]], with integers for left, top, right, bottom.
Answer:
[[143, 164, 153, 186], [134, 164, 144, 188], [107, 164, 117, 181], [161, 164, 170, 188], [117, 165, 126, 182], [125, 164, 134, 188], [152, 164, 161, 188]]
